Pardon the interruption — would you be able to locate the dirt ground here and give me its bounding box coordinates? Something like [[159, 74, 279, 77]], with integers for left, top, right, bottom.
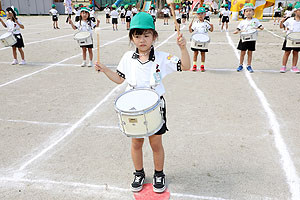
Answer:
[[0, 13, 299, 200]]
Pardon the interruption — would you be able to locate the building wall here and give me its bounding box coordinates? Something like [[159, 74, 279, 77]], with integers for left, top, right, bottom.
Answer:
[[1, 0, 54, 14]]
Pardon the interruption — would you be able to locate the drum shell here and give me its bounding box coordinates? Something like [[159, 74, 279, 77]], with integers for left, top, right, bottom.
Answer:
[[114, 89, 164, 138], [240, 30, 257, 42], [0, 32, 17, 47], [190, 33, 210, 50], [74, 32, 93, 46], [286, 33, 300, 48]]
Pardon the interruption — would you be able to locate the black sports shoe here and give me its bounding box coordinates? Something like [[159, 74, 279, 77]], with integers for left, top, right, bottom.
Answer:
[[131, 171, 145, 192], [153, 172, 166, 193]]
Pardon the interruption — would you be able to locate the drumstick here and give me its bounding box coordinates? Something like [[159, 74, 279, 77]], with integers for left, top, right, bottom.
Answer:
[[95, 27, 100, 63], [167, 0, 180, 36]]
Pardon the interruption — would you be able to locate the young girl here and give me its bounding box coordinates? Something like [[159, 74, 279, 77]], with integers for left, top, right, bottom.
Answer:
[[218, 4, 225, 25], [181, 4, 187, 24], [279, 4, 300, 73], [125, 5, 132, 30], [111, 5, 119, 31], [274, 2, 283, 25], [233, 3, 264, 73], [189, 7, 213, 72], [104, 4, 110, 24], [49, 4, 60, 29], [132, 4, 138, 17], [0, 7, 26, 65], [120, 4, 126, 24], [283, 4, 294, 32], [175, 5, 182, 31], [148, 4, 157, 25], [204, 5, 212, 22], [64, 0, 73, 23], [162, 4, 170, 25], [221, 4, 231, 32], [95, 12, 190, 193], [74, 5, 81, 22], [89, 4, 96, 22], [69, 7, 100, 67]]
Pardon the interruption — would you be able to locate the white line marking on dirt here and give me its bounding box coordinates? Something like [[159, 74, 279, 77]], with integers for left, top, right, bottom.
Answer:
[[0, 35, 128, 89], [264, 28, 285, 40], [0, 177, 231, 200], [0, 119, 72, 126], [226, 31, 300, 200]]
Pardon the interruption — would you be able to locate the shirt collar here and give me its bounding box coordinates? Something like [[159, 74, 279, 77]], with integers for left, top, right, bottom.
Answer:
[[132, 46, 155, 62]]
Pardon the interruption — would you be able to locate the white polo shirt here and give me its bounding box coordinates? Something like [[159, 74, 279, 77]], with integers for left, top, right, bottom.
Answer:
[[75, 20, 96, 33], [116, 47, 182, 96], [132, 7, 138, 14], [283, 17, 300, 34], [111, 10, 119, 18], [49, 8, 58, 16], [191, 20, 211, 35], [237, 18, 262, 31], [104, 7, 111, 14], [221, 10, 231, 16], [5, 19, 22, 34], [175, 10, 181, 19], [162, 8, 170, 15], [284, 10, 293, 17], [125, 10, 132, 17], [148, 9, 157, 17]]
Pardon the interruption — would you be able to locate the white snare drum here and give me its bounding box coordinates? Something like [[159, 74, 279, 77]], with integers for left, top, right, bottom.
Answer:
[[190, 33, 210, 49], [0, 32, 17, 47], [286, 32, 300, 48], [240, 29, 257, 42], [114, 89, 164, 138], [74, 31, 93, 46]]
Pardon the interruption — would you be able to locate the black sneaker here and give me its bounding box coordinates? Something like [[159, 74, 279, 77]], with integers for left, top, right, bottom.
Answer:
[[153, 172, 166, 193], [131, 171, 145, 192]]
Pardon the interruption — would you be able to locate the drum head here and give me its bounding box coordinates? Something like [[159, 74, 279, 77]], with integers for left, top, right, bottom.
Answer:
[[241, 29, 257, 35], [192, 34, 210, 42], [287, 32, 300, 39], [74, 31, 90, 39], [0, 32, 12, 39], [115, 89, 159, 112]]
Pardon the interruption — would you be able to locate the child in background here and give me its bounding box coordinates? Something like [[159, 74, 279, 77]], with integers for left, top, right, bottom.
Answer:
[[125, 4, 132, 30], [132, 4, 138, 16], [204, 5, 212, 22], [111, 5, 119, 31], [279, 3, 300, 73], [274, 2, 283, 25], [49, 4, 60, 29], [148, 4, 157, 25], [120, 4, 126, 24], [189, 7, 213, 72], [181, 4, 187, 24], [233, 3, 264, 73], [218, 4, 225, 25], [104, 4, 111, 24], [0, 7, 26, 65], [175, 5, 182, 31], [89, 4, 96, 22], [69, 7, 100, 67], [221, 4, 231, 32], [74, 5, 80, 22], [95, 12, 190, 193], [162, 4, 170, 25]]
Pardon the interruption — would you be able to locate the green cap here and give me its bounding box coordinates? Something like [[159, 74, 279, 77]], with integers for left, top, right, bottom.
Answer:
[[197, 7, 206, 13], [175, 5, 180, 9], [75, 4, 79, 8], [124, 4, 129, 9], [183, 4, 186, 7], [203, 4, 206, 7], [243, 3, 254, 10], [80, 7, 90, 12], [295, 3, 300, 9], [205, 5, 209, 8], [112, 4, 117, 9], [151, 4, 155, 8], [121, 4, 124, 6], [133, 4, 136, 6], [224, 4, 228, 7], [105, 4, 109, 7], [52, 4, 56, 8], [288, 3, 293, 7], [130, 12, 155, 30], [89, 4, 93, 8], [164, 3, 168, 7]]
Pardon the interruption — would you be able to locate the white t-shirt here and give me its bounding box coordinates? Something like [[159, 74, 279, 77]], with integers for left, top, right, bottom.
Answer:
[[75, 20, 96, 33], [162, 8, 170, 15], [283, 17, 300, 34], [116, 49, 182, 96], [104, 7, 111, 14], [121, 8, 126, 15], [237, 18, 262, 31], [74, 9, 80, 16], [149, 9, 157, 17], [132, 7, 138, 14], [90, 9, 95, 18], [191, 20, 211, 35], [221, 10, 231, 17], [219, 7, 225, 14], [275, 6, 283, 13], [206, 11, 212, 17], [111, 10, 119, 18], [5, 19, 22, 34], [64, 0, 72, 14], [125, 10, 132, 17], [175, 10, 181, 19], [49, 8, 58, 16], [284, 10, 293, 17]]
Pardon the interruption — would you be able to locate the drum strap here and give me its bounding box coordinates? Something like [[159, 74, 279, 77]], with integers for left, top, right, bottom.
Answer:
[[129, 61, 158, 89]]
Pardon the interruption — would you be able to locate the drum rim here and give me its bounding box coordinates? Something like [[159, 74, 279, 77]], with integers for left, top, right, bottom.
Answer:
[[286, 32, 300, 41], [114, 88, 161, 114], [74, 31, 92, 40]]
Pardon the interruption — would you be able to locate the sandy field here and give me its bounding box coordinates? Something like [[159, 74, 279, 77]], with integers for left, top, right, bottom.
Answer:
[[0, 13, 299, 200]]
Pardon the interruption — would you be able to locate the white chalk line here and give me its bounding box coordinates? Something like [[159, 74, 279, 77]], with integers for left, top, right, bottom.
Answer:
[[0, 177, 231, 200], [17, 26, 185, 171], [226, 31, 300, 200], [264, 28, 285, 40], [0, 34, 128, 89], [0, 25, 111, 51]]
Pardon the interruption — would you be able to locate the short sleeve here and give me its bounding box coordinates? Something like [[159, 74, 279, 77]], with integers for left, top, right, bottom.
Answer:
[[237, 21, 243, 30], [254, 19, 262, 28], [191, 22, 196, 31], [283, 18, 289, 28], [75, 21, 80, 29], [165, 54, 182, 75], [116, 52, 131, 79]]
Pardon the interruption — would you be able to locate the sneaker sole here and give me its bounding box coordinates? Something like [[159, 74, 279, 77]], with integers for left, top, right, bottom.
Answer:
[[280, 71, 286, 73], [131, 185, 143, 192], [153, 185, 166, 193]]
